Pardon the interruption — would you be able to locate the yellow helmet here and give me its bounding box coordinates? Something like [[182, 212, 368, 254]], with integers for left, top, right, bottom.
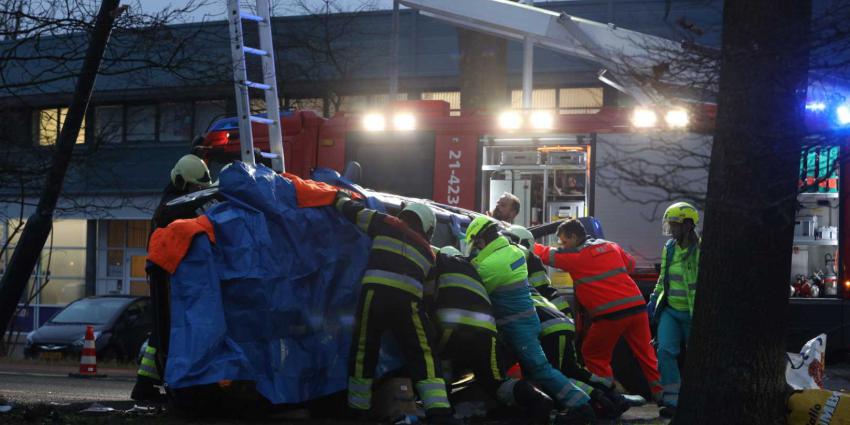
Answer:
[[465, 216, 497, 246], [662, 202, 699, 235], [171, 155, 211, 191]]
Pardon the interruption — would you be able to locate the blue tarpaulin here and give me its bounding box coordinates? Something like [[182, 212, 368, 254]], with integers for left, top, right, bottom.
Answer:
[[164, 162, 398, 404]]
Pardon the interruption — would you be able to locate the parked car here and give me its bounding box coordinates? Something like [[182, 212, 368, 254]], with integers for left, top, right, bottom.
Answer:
[[24, 295, 152, 362]]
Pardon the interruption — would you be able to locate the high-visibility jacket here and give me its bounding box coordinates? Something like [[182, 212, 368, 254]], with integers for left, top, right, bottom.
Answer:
[[472, 236, 528, 296], [534, 238, 644, 320], [433, 253, 497, 334], [651, 239, 700, 319], [525, 249, 572, 316], [337, 198, 435, 298]]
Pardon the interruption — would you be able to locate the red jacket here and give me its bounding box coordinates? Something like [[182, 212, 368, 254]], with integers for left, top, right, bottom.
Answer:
[[534, 238, 644, 320]]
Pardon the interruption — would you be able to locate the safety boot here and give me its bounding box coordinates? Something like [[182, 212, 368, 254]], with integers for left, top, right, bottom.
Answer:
[[553, 404, 595, 425], [512, 380, 554, 425]]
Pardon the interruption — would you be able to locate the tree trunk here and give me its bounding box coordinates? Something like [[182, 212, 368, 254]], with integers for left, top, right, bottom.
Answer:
[[674, 1, 811, 424], [457, 28, 508, 111], [0, 0, 122, 346]]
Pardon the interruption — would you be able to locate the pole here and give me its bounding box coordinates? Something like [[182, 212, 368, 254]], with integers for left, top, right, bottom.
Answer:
[[390, 0, 400, 99], [522, 36, 533, 109], [0, 0, 123, 348]]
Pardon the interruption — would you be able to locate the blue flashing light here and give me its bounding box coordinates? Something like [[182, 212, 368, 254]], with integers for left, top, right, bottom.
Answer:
[[837, 105, 850, 125], [806, 102, 827, 112]]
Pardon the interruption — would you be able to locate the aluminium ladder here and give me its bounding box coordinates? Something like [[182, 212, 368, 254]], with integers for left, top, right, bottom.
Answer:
[[226, 0, 285, 173]]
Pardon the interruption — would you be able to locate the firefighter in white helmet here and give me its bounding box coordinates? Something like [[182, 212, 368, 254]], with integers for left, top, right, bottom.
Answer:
[[132, 154, 214, 402], [648, 201, 701, 418], [334, 193, 455, 423]]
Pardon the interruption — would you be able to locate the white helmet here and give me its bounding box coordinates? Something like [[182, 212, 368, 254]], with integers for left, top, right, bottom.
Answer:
[[400, 202, 436, 238], [505, 224, 535, 249], [171, 155, 211, 191]]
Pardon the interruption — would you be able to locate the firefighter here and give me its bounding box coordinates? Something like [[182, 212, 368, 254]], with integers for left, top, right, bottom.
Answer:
[[465, 216, 595, 425], [647, 202, 701, 418], [487, 192, 521, 223], [151, 154, 214, 230], [503, 225, 629, 420], [335, 194, 454, 423], [534, 219, 663, 405], [431, 246, 554, 425], [131, 154, 214, 402]]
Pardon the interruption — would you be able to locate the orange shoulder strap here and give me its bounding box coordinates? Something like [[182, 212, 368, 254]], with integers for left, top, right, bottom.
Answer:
[[147, 215, 215, 274]]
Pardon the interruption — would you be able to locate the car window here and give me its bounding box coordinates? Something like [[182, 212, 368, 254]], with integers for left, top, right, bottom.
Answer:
[[50, 298, 129, 325]]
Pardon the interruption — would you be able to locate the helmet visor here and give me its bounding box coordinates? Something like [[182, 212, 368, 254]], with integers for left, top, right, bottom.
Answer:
[[662, 221, 672, 236]]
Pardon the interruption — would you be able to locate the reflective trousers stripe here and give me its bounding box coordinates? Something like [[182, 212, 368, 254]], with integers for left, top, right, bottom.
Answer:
[[557, 384, 589, 408], [589, 295, 645, 316], [372, 236, 431, 274], [496, 308, 536, 326], [411, 302, 436, 378], [436, 308, 497, 332], [354, 290, 375, 378], [438, 273, 490, 303], [574, 267, 628, 286], [550, 296, 571, 312], [348, 377, 373, 410], [362, 269, 423, 298], [490, 337, 501, 381], [416, 378, 450, 410], [491, 279, 529, 294]]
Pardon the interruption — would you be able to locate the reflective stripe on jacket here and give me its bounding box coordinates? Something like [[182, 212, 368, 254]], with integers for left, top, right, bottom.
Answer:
[[525, 250, 572, 315], [652, 238, 700, 318], [534, 238, 644, 319], [434, 253, 497, 334], [473, 236, 529, 295], [338, 199, 435, 298]]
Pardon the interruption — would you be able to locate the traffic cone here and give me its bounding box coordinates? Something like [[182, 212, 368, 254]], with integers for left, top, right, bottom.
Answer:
[[69, 325, 106, 378]]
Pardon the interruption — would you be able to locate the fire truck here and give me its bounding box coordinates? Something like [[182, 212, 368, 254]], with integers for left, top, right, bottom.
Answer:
[[208, 0, 850, 358]]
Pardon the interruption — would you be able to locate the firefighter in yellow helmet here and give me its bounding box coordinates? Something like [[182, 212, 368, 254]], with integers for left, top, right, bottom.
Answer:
[[648, 201, 701, 418], [335, 193, 455, 423]]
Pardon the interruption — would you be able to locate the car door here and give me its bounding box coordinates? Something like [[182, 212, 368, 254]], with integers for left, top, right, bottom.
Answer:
[[115, 300, 149, 359]]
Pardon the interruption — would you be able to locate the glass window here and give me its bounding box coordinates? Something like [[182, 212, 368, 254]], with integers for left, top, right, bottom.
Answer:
[[159, 103, 193, 142], [511, 88, 557, 109], [421, 91, 461, 116], [49, 220, 87, 247], [106, 249, 124, 277], [36, 108, 85, 146], [126, 105, 156, 142], [194, 100, 227, 136], [291, 98, 325, 114], [250, 98, 266, 114], [558, 87, 604, 114], [40, 278, 85, 305], [95, 105, 123, 144], [7, 219, 25, 246], [127, 221, 149, 248], [107, 221, 125, 248], [40, 249, 85, 278], [49, 297, 127, 323]]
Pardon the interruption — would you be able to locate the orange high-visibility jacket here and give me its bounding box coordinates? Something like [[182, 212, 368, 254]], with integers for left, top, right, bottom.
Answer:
[[534, 239, 644, 319]]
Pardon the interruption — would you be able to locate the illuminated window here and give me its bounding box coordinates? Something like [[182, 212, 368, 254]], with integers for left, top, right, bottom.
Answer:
[[421, 91, 461, 116], [511, 88, 557, 110], [36, 107, 85, 146], [558, 87, 603, 114]]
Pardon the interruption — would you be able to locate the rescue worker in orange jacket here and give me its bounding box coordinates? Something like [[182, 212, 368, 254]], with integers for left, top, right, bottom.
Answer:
[[534, 219, 663, 404], [335, 195, 454, 423]]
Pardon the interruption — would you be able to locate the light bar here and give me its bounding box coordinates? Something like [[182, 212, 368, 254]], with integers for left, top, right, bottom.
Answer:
[[632, 108, 658, 128], [498, 111, 523, 130], [362, 113, 386, 131], [665, 109, 689, 129], [530, 110, 554, 130], [837, 105, 850, 125], [393, 113, 416, 131]]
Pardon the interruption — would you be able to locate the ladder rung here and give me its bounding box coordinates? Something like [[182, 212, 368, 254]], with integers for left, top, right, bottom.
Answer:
[[240, 12, 264, 22], [242, 46, 268, 56], [245, 80, 271, 90], [250, 116, 275, 125]]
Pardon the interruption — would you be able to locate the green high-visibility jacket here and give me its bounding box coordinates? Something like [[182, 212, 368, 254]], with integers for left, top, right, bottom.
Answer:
[[651, 238, 700, 319], [472, 236, 528, 294]]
